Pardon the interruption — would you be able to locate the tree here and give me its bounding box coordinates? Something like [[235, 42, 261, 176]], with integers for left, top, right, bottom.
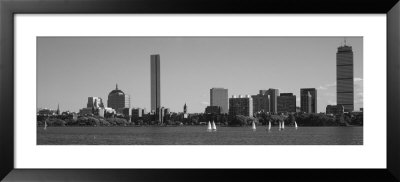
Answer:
[[286, 114, 295, 125]]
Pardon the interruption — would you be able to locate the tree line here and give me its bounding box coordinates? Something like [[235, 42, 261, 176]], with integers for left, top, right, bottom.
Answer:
[[37, 112, 363, 127]]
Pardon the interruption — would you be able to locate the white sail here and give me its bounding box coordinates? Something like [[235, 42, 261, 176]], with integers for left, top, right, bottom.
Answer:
[[268, 121, 271, 131], [279, 121, 282, 130], [44, 120, 47, 130], [282, 121, 285, 129], [207, 121, 212, 131], [212, 121, 217, 131], [252, 121, 256, 130], [295, 121, 298, 129]]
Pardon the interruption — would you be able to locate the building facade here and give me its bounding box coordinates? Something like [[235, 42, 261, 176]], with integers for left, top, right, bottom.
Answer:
[[210, 88, 228, 114], [151, 54, 161, 114], [205, 106, 221, 114], [266, 88, 279, 114], [251, 90, 270, 114], [337, 43, 354, 112], [301, 90, 313, 113], [107, 84, 130, 110], [132, 108, 145, 118], [87, 97, 104, 109], [116, 108, 132, 117], [229, 95, 253, 117], [79, 108, 93, 115], [300, 88, 317, 113], [277, 93, 296, 113], [326, 105, 344, 115], [38, 108, 56, 116]]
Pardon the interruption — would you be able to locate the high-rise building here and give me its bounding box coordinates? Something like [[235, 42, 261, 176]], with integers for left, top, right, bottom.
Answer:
[[151, 54, 161, 114], [337, 43, 354, 112], [266, 88, 279, 114], [131, 108, 145, 122], [277, 93, 296, 113], [229, 95, 253, 117], [252, 90, 270, 114], [300, 88, 317, 113], [107, 84, 130, 110], [87, 97, 104, 109], [210, 88, 228, 114], [160, 107, 165, 123], [259, 90, 268, 95], [158, 107, 170, 123], [164, 108, 170, 116], [302, 91, 312, 113]]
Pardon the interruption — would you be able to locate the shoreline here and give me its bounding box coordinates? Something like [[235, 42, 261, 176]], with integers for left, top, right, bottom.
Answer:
[[37, 125, 363, 128]]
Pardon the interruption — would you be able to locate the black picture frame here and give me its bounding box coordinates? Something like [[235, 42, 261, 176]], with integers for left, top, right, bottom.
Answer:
[[1, 0, 399, 181]]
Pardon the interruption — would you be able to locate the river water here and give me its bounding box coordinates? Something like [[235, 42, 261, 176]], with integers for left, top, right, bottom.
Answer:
[[37, 126, 363, 145]]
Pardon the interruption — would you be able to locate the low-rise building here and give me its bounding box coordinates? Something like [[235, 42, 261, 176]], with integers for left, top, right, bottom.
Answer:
[[38, 108, 56, 116], [326, 105, 344, 115], [132, 108, 145, 118], [79, 108, 93, 116], [205, 106, 221, 114]]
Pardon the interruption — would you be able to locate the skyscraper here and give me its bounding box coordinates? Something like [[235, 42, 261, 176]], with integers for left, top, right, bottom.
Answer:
[[300, 88, 317, 113], [336, 42, 354, 112], [277, 93, 296, 113], [251, 90, 270, 114], [87, 97, 104, 109], [151, 54, 161, 114], [266, 88, 279, 114], [107, 84, 130, 110], [229, 95, 253, 117], [301, 91, 312, 113], [210, 88, 228, 114]]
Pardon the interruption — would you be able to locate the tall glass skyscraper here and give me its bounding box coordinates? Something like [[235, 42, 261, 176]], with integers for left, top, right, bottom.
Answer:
[[266, 88, 279, 114], [300, 88, 317, 113], [151, 54, 160, 114], [336, 43, 354, 112], [210, 88, 228, 114]]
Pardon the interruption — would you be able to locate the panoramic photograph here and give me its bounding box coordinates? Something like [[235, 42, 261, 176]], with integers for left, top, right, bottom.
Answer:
[[36, 37, 363, 145]]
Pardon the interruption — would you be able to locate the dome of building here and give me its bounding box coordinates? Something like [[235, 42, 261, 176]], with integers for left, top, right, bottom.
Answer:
[[109, 84, 125, 96], [107, 84, 130, 110]]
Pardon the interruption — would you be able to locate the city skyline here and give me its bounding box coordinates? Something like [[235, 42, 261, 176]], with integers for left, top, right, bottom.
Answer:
[[37, 37, 363, 113]]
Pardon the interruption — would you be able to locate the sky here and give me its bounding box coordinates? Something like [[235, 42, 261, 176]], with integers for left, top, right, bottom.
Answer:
[[37, 37, 363, 113]]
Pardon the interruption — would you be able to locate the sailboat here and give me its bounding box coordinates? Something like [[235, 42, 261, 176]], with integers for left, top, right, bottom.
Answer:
[[44, 120, 47, 130], [212, 121, 217, 131], [278, 121, 282, 131], [207, 121, 212, 132], [268, 121, 271, 131], [252, 121, 256, 131], [282, 121, 285, 130], [294, 121, 298, 130]]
